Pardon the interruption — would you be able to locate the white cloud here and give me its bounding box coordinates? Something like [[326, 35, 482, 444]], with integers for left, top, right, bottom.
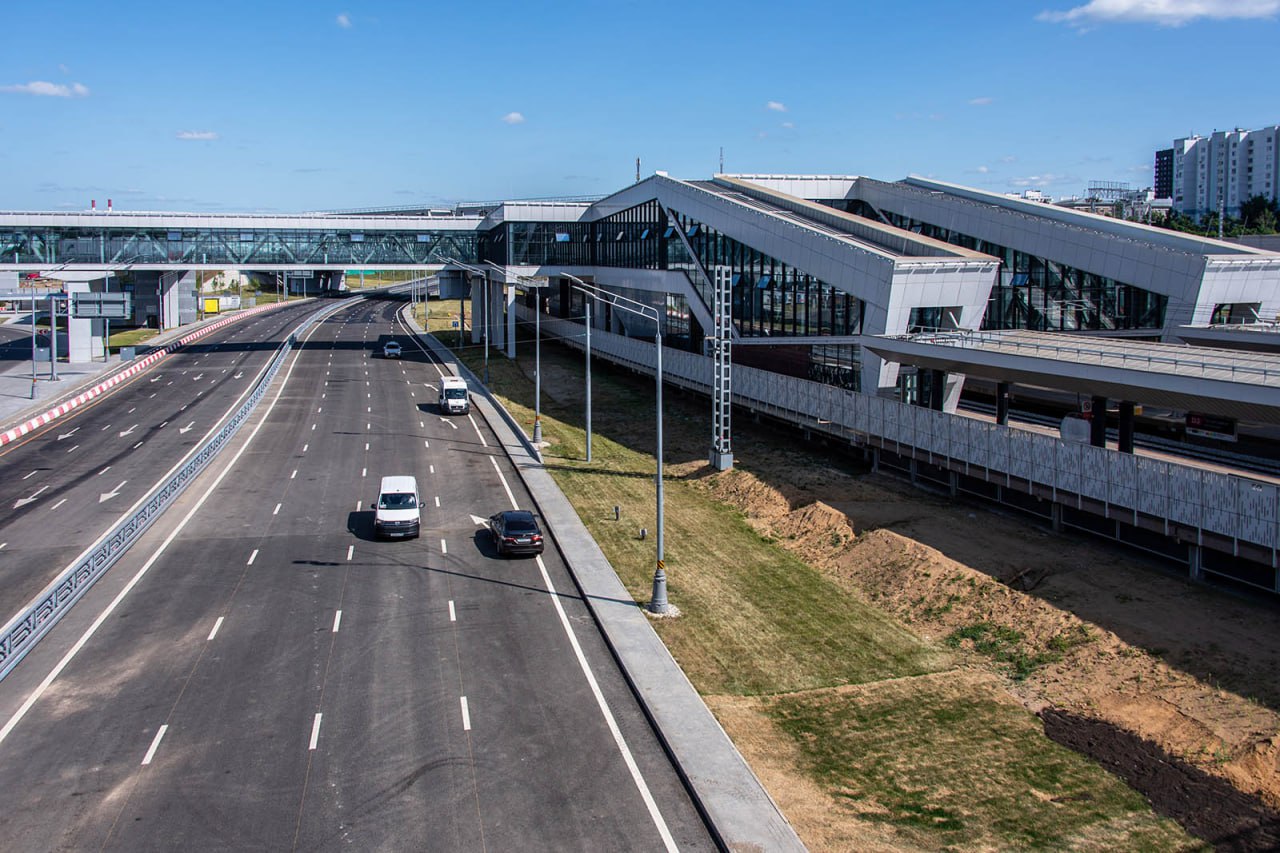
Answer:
[[766, 100, 787, 112], [969, 96, 994, 106], [1039, 0, 1280, 27], [781, 121, 794, 129], [176, 130, 219, 141], [1010, 173, 1069, 187], [337, 12, 352, 28], [501, 111, 525, 125], [976, 165, 991, 174], [0, 80, 90, 97], [1001, 155, 1018, 163]]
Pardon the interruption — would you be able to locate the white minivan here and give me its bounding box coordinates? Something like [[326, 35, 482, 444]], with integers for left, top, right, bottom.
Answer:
[[374, 475, 420, 539], [439, 376, 470, 415]]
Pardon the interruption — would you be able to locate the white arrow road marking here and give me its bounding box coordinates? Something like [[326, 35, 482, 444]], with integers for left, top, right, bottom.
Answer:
[[179, 421, 195, 434], [14, 486, 49, 508], [119, 424, 137, 437], [99, 480, 128, 503], [439, 418, 458, 430], [193, 374, 204, 381], [57, 427, 79, 441], [234, 371, 244, 379], [469, 514, 489, 527]]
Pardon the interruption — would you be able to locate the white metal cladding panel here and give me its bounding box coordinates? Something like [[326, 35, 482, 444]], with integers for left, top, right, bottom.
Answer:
[[1077, 445, 1111, 502], [1134, 456, 1170, 518], [1007, 430, 1034, 481], [1106, 452, 1138, 509], [817, 384, 839, 425], [859, 393, 879, 437], [912, 407, 933, 454], [881, 398, 907, 445], [1031, 435, 1059, 486], [895, 402, 917, 447], [1236, 480, 1278, 548], [1167, 465, 1205, 527], [1200, 475, 1239, 537], [928, 408, 950, 456], [968, 421, 993, 469], [1056, 441, 1083, 496]]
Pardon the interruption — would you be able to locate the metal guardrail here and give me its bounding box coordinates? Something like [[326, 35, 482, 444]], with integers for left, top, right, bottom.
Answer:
[[0, 300, 351, 680]]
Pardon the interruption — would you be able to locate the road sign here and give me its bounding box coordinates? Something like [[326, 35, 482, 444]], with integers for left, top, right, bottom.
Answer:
[[72, 292, 132, 319]]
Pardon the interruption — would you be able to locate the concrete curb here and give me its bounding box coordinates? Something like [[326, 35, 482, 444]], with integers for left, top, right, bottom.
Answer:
[[402, 307, 806, 852], [0, 301, 296, 447]]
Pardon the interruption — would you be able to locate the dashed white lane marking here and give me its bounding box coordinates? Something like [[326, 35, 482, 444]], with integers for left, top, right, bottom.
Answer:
[[460, 696, 471, 731], [98, 466, 110, 476], [356, 500, 362, 512], [429, 465, 434, 474], [434, 496, 440, 508], [302, 444, 309, 453], [367, 393, 371, 399], [332, 610, 342, 633], [50, 498, 67, 511], [66, 445, 79, 453], [132, 441, 143, 449], [322, 393, 326, 399], [291, 469, 297, 480], [411, 392, 415, 397], [159, 421, 167, 429], [311, 424, 316, 431], [208, 616, 224, 641], [149, 392, 156, 398], [361, 468, 366, 477], [0, 544, 5, 550], [420, 421, 424, 429], [440, 539, 447, 555], [101, 424, 110, 431], [346, 545, 354, 561], [317, 407, 322, 413], [309, 713, 323, 750], [364, 443, 369, 451], [273, 503, 281, 516], [448, 600, 456, 622], [366, 423, 370, 430], [141, 725, 169, 765], [247, 549, 259, 565], [424, 440, 429, 449], [22, 471, 36, 480], [127, 407, 136, 414]]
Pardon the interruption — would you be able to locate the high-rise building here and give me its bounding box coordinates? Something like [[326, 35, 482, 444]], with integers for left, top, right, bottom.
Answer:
[[1169, 125, 1280, 219], [1154, 148, 1173, 200]]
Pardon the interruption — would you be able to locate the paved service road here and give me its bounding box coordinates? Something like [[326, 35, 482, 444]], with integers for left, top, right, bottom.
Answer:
[[0, 295, 716, 851], [0, 300, 324, 618]]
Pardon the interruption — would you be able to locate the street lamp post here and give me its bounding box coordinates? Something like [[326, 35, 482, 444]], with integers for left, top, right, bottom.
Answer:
[[564, 278, 668, 614], [29, 277, 37, 399], [445, 258, 495, 385]]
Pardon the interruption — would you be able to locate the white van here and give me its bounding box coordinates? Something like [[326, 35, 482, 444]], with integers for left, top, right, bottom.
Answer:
[[439, 376, 470, 415], [374, 475, 420, 539]]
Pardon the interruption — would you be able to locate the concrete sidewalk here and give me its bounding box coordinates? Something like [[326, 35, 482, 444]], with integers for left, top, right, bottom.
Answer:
[[403, 308, 806, 852]]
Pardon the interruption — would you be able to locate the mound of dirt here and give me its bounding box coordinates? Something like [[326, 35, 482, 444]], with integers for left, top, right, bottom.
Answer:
[[695, 462, 1280, 821]]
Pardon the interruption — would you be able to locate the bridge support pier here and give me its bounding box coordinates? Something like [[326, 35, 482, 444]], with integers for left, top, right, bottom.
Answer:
[[996, 381, 1010, 426], [1188, 544, 1203, 582], [1090, 395, 1108, 447], [1118, 401, 1136, 453]]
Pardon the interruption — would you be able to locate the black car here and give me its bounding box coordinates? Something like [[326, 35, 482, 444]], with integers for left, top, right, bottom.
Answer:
[[489, 510, 545, 556]]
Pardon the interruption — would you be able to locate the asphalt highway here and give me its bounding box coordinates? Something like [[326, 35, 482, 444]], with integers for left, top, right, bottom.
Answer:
[[0, 295, 715, 850], [0, 300, 325, 618]]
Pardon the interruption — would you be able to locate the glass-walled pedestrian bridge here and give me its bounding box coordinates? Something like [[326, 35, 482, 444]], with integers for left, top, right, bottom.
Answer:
[[0, 211, 481, 271]]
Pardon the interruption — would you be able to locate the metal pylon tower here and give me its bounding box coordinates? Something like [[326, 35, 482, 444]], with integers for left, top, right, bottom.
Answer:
[[709, 265, 734, 470]]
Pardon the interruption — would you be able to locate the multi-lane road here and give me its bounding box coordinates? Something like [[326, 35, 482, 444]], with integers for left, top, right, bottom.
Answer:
[[0, 295, 714, 850]]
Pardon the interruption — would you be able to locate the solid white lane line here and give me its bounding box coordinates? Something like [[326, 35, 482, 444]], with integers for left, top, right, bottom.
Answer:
[[460, 696, 471, 731], [346, 545, 354, 561], [291, 469, 297, 479], [273, 503, 281, 516], [332, 610, 342, 633], [440, 539, 447, 555], [468, 413, 488, 447], [534, 552, 679, 850], [208, 616, 224, 641], [490, 457, 519, 508], [448, 600, 456, 622], [434, 496, 440, 507], [309, 713, 323, 750], [141, 725, 169, 765], [50, 498, 67, 511], [248, 549, 259, 565], [22, 470, 36, 480]]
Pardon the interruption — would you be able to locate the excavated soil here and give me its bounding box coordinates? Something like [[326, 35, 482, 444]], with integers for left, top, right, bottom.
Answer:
[[697, 448, 1280, 847]]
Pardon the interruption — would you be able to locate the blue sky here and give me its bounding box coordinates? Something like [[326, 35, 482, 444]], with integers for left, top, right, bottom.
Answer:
[[2, 0, 1278, 212]]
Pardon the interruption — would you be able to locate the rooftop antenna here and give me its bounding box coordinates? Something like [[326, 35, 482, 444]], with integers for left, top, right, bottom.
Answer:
[[636, 157, 641, 183], [719, 146, 724, 173]]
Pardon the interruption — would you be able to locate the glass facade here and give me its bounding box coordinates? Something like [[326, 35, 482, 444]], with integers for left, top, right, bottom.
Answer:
[[0, 226, 476, 266], [839, 200, 1167, 333]]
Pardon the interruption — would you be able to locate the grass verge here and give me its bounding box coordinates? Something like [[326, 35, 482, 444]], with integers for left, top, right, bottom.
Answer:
[[434, 320, 1198, 849]]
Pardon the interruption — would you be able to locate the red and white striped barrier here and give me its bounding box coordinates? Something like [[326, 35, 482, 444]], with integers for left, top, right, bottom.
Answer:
[[0, 302, 290, 447]]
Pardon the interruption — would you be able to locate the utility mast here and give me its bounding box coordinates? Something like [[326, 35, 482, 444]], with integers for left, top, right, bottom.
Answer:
[[719, 147, 724, 173], [636, 157, 641, 183]]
